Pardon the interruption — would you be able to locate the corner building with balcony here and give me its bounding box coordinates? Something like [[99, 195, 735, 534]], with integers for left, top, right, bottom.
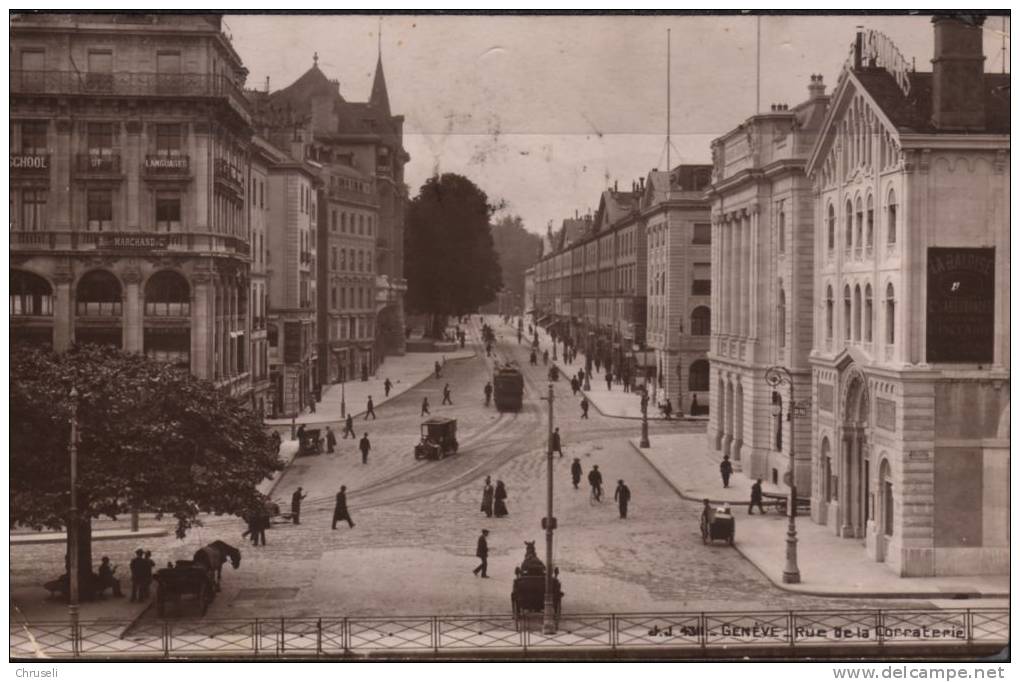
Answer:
[[706, 76, 830, 487], [10, 13, 256, 401], [805, 20, 1009, 576]]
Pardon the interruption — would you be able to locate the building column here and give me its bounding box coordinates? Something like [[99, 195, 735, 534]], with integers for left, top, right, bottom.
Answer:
[[125, 120, 142, 231], [749, 205, 759, 339], [53, 120, 74, 231], [191, 272, 212, 380], [723, 380, 734, 457], [123, 267, 143, 354], [722, 218, 732, 335], [741, 212, 751, 337], [53, 271, 74, 352]]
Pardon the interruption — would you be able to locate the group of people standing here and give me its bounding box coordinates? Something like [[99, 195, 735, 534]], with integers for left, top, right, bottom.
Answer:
[[479, 476, 509, 518]]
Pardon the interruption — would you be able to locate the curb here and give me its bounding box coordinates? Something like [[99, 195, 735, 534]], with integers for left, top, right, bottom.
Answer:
[[119, 600, 155, 639], [627, 440, 1009, 600], [11, 527, 169, 545]]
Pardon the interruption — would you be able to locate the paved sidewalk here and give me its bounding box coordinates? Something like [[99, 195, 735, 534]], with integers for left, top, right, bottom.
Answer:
[[11, 586, 152, 633], [508, 317, 706, 422], [265, 349, 475, 426], [631, 433, 1010, 599], [11, 527, 168, 546]]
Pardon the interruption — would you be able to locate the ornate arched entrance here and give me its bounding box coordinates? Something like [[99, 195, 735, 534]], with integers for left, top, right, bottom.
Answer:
[[838, 365, 871, 541]]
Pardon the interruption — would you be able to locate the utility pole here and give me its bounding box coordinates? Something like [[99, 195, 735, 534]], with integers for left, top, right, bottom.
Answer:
[[68, 387, 80, 643], [542, 382, 556, 634]]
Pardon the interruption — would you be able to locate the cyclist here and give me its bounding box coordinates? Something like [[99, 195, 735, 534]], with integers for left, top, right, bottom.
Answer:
[[587, 465, 603, 502]]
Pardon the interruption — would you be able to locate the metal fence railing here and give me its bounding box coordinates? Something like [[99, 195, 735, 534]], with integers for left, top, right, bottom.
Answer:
[[10, 608, 1008, 659]]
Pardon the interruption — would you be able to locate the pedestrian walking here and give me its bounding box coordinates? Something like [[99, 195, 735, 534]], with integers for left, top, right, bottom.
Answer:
[[325, 426, 337, 453], [749, 479, 766, 514], [588, 465, 603, 502], [570, 376, 579, 396], [384, 378, 393, 397], [442, 383, 453, 405], [690, 393, 700, 415], [606, 372, 613, 391], [550, 427, 564, 458], [365, 395, 377, 420], [473, 529, 490, 578], [480, 476, 494, 517], [129, 549, 146, 602], [615, 479, 632, 519], [255, 508, 269, 546], [271, 430, 282, 454], [570, 458, 583, 490], [719, 455, 733, 488], [530, 350, 537, 366], [578, 368, 586, 384], [297, 423, 306, 444], [291, 487, 307, 524], [542, 350, 548, 365], [343, 414, 356, 439], [435, 361, 442, 379], [580, 396, 590, 419], [309, 398, 316, 414], [594, 357, 601, 373], [483, 381, 493, 406], [141, 551, 155, 599], [332, 486, 355, 529], [359, 433, 371, 464], [493, 480, 509, 517], [421, 397, 430, 416]]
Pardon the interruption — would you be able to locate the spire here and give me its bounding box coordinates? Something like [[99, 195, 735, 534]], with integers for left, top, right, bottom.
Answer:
[[313, 51, 319, 68], [370, 24, 391, 117]]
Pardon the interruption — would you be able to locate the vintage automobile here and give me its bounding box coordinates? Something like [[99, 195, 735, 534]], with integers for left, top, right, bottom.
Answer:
[[297, 428, 322, 456], [413, 417, 459, 460], [510, 541, 563, 630]]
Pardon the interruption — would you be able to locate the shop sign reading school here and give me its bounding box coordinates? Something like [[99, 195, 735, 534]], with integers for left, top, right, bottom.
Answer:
[[10, 154, 49, 171]]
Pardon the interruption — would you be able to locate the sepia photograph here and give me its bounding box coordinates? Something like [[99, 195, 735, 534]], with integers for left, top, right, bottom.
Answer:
[[7, 9, 1011, 669]]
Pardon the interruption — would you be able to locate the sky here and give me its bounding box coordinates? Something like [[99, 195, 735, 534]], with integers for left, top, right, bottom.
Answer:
[[226, 13, 1010, 235]]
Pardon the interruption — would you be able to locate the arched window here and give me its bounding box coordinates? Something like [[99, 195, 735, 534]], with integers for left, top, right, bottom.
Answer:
[[843, 285, 852, 341], [853, 284, 862, 342], [691, 306, 711, 336], [827, 203, 835, 250], [865, 195, 874, 247], [76, 270, 122, 316], [864, 284, 873, 342], [854, 197, 863, 250], [825, 285, 834, 340], [145, 270, 190, 316], [885, 283, 896, 345], [11, 270, 53, 316], [688, 359, 709, 392], [777, 287, 786, 348], [845, 200, 853, 247], [777, 208, 786, 253], [887, 190, 897, 244]]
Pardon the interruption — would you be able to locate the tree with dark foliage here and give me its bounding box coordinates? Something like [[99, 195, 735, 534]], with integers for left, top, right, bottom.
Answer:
[[10, 345, 283, 599], [405, 173, 503, 337]]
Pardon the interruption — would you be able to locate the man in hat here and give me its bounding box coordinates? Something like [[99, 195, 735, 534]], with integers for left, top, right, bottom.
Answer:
[[129, 549, 146, 602], [570, 458, 583, 490], [614, 479, 632, 519], [359, 433, 371, 464], [332, 486, 355, 529], [291, 487, 307, 525], [473, 529, 490, 578], [325, 426, 337, 454]]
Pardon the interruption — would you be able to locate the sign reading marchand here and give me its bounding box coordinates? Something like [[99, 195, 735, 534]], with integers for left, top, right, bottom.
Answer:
[[100, 234, 169, 250]]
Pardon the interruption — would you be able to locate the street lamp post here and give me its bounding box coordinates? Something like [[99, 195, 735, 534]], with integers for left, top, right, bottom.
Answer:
[[340, 368, 347, 419], [542, 383, 557, 634], [68, 386, 80, 640], [764, 366, 801, 584], [639, 345, 651, 448]]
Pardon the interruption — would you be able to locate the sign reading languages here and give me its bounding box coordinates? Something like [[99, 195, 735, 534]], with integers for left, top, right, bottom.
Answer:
[[926, 248, 995, 363]]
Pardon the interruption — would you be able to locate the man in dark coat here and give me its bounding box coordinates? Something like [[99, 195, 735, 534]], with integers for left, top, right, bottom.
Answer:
[[343, 413, 356, 439], [570, 458, 583, 490], [332, 486, 355, 529], [588, 465, 603, 501], [325, 426, 337, 454], [421, 397, 430, 416], [129, 549, 146, 602], [749, 479, 766, 514], [271, 430, 282, 454], [570, 376, 579, 396], [442, 383, 453, 405], [384, 378, 393, 397], [141, 551, 155, 599], [365, 396, 377, 420], [719, 455, 733, 488], [291, 487, 307, 524], [614, 480, 632, 519], [480, 476, 494, 517], [606, 372, 613, 391], [472, 529, 489, 578], [435, 361, 442, 379], [254, 509, 269, 546], [550, 427, 564, 458], [483, 382, 493, 406], [359, 433, 371, 464], [580, 397, 590, 419]]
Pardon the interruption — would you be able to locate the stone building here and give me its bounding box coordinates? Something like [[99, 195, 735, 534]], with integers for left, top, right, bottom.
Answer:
[[523, 266, 535, 318], [805, 19, 1009, 576], [706, 77, 830, 487], [248, 139, 273, 417], [642, 165, 713, 414], [10, 13, 256, 402]]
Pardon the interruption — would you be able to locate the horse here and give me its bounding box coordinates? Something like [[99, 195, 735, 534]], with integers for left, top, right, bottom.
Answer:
[[193, 540, 241, 591]]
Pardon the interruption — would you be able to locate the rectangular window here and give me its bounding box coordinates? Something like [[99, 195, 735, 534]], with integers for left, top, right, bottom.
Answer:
[[87, 122, 114, 154], [331, 286, 338, 309], [155, 192, 181, 231], [259, 181, 264, 209], [692, 262, 711, 295], [154, 124, 182, 155], [358, 214, 364, 235], [155, 51, 182, 93], [21, 121, 48, 154], [20, 48, 44, 71], [86, 50, 114, 92], [87, 189, 113, 231], [21, 189, 48, 231]]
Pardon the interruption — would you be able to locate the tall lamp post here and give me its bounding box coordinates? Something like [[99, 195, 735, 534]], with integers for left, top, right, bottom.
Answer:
[[541, 383, 557, 634], [340, 365, 347, 419], [638, 344, 651, 448], [763, 366, 802, 584], [68, 387, 80, 637]]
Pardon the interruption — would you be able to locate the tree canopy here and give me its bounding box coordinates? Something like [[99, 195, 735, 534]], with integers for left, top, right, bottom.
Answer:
[[404, 173, 503, 335], [10, 344, 282, 540], [490, 214, 542, 306]]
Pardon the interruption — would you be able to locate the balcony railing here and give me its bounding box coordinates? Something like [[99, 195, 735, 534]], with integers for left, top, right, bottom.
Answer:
[[75, 153, 122, 175], [76, 301, 122, 317], [145, 302, 190, 317], [10, 230, 250, 257], [300, 251, 312, 265], [10, 153, 50, 174], [144, 154, 190, 175], [214, 158, 244, 193], [10, 70, 252, 124], [328, 185, 378, 206]]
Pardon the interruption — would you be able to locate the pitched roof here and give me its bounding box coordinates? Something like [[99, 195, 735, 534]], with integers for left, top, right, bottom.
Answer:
[[370, 55, 391, 118], [854, 68, 1010, 134]]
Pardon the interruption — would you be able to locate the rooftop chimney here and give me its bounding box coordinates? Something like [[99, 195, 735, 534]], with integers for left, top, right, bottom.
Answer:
[[639, 177, 645, 191], [854, 27, 864, 70], [808, 74, 827, 99], [931, 14, 987, 131], [265, 76, 270, 93], [614, 180, 619, 192]]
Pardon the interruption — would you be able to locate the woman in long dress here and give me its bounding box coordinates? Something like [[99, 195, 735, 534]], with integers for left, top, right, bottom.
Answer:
[[480, 476, 494, 517], [494, 480, 509, 517]]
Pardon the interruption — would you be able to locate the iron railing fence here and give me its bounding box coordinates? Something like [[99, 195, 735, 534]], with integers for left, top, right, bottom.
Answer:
[[10, 608, 1008, 659]]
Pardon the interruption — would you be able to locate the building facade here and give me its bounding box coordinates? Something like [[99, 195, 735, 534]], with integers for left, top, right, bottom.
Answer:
[[10, 13, 256, 402], [248, 140, 273, 417], [642, 165, 713, 414], [706, 77, 829, 489], [805, 21, 1009, 576]]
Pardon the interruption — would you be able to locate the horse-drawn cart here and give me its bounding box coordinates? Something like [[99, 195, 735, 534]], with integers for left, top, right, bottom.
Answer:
[[510, 542, 563, 630], [154, 561, 215, 617]]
